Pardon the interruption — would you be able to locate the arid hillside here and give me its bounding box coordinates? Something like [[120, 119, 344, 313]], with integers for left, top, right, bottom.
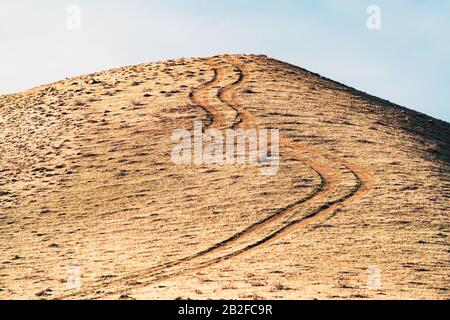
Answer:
[[0, 54, 448, 299]]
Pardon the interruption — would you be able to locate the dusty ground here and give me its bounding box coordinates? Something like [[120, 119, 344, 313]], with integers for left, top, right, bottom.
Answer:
[[0, 54, 448, 300]]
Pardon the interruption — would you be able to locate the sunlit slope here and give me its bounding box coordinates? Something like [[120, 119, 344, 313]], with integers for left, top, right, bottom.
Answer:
[[0, 54, 448, 299]]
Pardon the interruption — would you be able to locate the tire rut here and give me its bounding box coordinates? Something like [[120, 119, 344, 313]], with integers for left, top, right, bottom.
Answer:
[[57, 57, 374, 299]]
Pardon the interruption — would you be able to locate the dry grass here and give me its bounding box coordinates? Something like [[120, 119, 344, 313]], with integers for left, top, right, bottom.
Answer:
[[0, 54, 448, 300]]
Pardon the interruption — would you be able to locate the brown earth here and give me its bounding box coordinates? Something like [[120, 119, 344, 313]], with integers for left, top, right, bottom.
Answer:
[[0, 54, 448, 300]]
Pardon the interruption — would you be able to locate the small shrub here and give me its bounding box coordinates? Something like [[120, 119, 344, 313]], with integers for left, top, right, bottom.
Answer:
[[130, 99, 143, 107], [73, 99, 84, 106], [274, 283, 291, 291]]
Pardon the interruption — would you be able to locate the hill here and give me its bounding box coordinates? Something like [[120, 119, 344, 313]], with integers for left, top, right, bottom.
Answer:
[[0, 54, 448, 299]]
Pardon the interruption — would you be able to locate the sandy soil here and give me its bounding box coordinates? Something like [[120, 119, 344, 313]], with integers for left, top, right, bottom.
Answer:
[[0, 54, 448, 300]]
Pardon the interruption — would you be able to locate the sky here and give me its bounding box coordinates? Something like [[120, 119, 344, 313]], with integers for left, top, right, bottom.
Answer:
[[0, 0, 449, 122]]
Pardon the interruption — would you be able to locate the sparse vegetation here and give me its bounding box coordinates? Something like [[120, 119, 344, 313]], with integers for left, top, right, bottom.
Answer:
[[1, 54, 448, 300]]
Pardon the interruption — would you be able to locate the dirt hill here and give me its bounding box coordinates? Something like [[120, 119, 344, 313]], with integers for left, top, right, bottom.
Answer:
[[0, 54, 448, 299]]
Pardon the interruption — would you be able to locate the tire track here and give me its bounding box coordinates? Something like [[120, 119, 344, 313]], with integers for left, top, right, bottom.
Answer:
[[57, 57, 374, 299], [114, 57, 372, 292], [210, 56, 375, 257], [189, 68, 222, 129], [157, 56, 373, 267]]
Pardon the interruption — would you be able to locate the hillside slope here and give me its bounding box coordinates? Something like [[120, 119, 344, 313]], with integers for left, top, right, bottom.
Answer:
[[0, 54, 448, 299]]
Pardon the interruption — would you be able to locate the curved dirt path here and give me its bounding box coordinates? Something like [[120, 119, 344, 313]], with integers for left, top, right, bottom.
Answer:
[[57, 57, 374, 299], [210, 56, 376, 256]]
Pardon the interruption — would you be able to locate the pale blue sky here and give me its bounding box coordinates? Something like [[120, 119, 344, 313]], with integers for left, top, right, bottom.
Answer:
[[1, 0, 449, 121]]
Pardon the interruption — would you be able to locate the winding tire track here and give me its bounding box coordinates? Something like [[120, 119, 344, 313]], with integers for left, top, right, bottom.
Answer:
[[57, 57, 374, 299], [189, 68, 225, 129]]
